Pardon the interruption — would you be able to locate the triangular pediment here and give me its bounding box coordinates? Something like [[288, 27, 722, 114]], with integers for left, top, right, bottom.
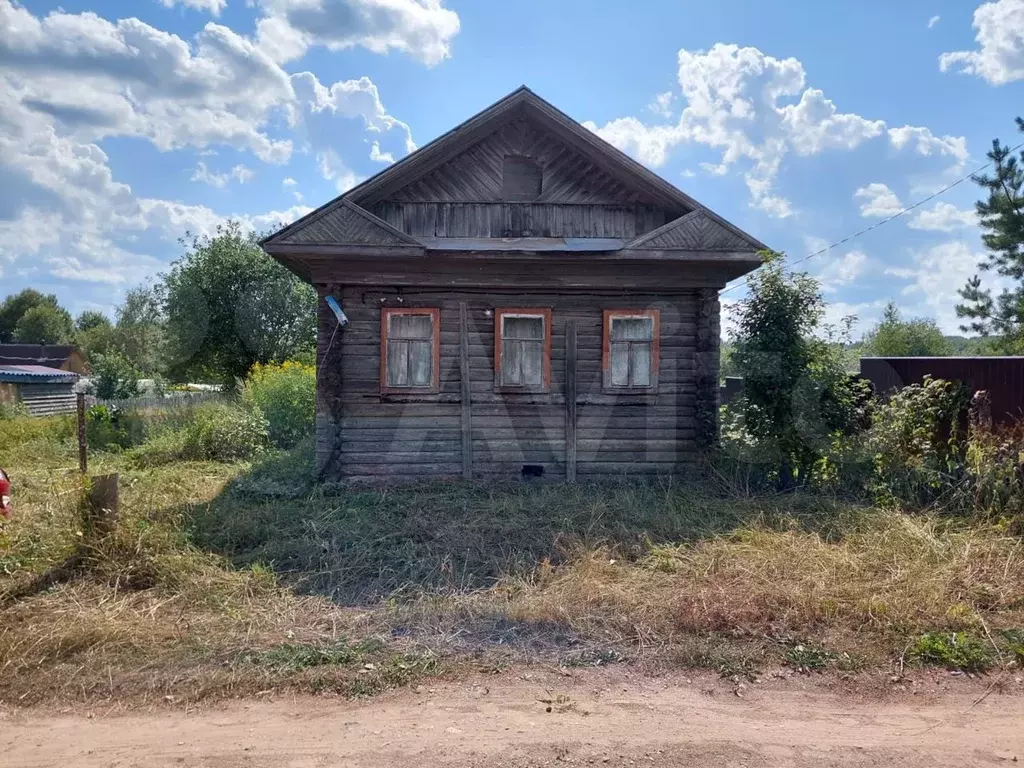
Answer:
[[271, 200, 420, 247], [624, 210, 762, 252], [382, 115, 658, 206], [262, 87, 766, 256]]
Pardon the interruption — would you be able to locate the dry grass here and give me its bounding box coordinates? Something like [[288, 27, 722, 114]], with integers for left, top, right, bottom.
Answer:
[[0, 420, 437, 707], [2, 417, 1023, 706]]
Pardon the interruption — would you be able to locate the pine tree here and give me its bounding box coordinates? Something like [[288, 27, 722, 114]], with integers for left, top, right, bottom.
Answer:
[[956, 118, 1024, 352]]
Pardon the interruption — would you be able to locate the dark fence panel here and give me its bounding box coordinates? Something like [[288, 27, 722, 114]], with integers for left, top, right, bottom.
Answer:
[[860, 357, 1024, 426]]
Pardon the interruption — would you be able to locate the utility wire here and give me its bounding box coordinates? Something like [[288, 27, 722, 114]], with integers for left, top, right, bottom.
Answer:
[[721, 140, 1024, 296]]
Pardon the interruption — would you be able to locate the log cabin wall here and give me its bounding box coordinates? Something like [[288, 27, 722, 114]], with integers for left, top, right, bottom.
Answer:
[[315, 282, 719, 484]]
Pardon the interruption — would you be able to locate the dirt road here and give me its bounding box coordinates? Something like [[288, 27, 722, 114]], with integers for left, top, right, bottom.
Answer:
[[4, 670, 1022, 767]]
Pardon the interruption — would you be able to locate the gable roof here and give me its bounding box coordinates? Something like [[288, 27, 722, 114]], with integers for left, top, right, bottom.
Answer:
[[0, 344, 81, 370], [262, 86, 766, 255]]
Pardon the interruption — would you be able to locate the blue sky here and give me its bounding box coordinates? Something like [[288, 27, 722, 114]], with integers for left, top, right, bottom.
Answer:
[[1, 0, 1022, 337]]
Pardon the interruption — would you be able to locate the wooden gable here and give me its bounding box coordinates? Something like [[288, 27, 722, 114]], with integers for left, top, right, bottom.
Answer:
[[271, 200, 420, 247], [623, 210, 757, 252], [262, 87, 766, 259], [384, 116, 657, 206]]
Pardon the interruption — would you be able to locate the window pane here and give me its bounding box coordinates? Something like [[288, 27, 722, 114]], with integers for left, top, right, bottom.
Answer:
[[388, 340, 409, 387], [502, 339, 524, 385], [503, 315, 544, 340], [391, 313, 433, 339], [630, 342, 652, 386], [610, 342, 630, 386], [408, 340, 432, 386], [520, 340, 544, 388], [610, 317, 652, 341]]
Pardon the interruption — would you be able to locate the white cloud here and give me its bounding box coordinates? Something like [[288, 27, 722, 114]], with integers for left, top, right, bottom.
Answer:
[[0, 2, 295, 162], [855, 183, 904, 217], [317, 148, 362, 192], [0, 1, 415, 291], [648, 91, 674, 118], [887, 125, 968, 165], [255, 0, 461, 66], [582, 116, 684, 168], [293, 73, 416, 154], [884, 240, 1006, 332], [191, 161, 254, 187], [815, 249, 869, 293], [940, 0, 1024, 85], [928, 15, 941, 28], [584, 43, 963, 219], [369, 141, 396, 164], [907, 202, 978, 231], [156, 0, 228, 15]]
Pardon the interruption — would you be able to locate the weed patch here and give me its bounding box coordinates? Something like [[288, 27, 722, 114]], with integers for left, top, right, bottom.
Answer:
[[910, 632, 993, 671]]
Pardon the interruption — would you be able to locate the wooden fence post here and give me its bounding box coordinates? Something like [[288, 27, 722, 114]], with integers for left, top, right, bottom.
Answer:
[[86, 474, 120, 539], [76, 392, 87, 474]]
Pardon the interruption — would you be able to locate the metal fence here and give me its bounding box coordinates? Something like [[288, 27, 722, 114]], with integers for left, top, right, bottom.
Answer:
[[860, 357, 1024, 426]]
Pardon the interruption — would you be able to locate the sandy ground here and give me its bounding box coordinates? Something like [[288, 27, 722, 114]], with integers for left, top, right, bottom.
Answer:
[[3, 670, 1023, 767]]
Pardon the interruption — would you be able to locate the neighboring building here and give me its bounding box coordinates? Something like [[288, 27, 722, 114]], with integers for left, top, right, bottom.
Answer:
[[0, 344, 88, 374], [261, 87, 765, 483], [0, 365, 80, 416]]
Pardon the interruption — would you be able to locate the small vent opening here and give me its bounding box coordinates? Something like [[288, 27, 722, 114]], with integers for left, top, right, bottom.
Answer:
[[503, 156, 542, 202], [521, 464, 544, 480]]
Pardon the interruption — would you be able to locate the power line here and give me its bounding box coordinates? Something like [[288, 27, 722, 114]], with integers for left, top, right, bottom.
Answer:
[[721, 140, 1024, 296]]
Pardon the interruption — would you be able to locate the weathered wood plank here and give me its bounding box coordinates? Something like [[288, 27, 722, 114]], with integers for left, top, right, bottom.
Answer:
[[459, 301, 473, 480], [565, 319, 578, 483]]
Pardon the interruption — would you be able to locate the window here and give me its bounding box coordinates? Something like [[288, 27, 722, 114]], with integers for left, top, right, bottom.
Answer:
[[494, 308, 551, 391], [502, 156, 542, 201], [380, 308, 440, 394], [603, 310, 660, 390]]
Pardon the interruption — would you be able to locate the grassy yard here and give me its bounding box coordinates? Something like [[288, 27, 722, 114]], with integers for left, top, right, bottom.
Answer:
[[1, 415, 1023, 706]]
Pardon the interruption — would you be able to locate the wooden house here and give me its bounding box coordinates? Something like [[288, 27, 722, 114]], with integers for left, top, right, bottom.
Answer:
[[261, 87, 765, 483]]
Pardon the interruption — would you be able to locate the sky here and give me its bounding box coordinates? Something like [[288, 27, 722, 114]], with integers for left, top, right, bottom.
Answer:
[[1, 0, 1022, 338]]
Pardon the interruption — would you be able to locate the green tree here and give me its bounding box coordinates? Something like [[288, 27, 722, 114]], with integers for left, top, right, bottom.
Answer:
[[956, 118, 1024, 353], [729, 252, 868, 488], [862, 302, 953, 357], [0, 289, 60, 342], [115, 286, 165, 376], [75, 310, 116, 364], [91, 350, 142, 400], [13, 304, 74, 344], [75, 311, 112, 333], [161, 221, 316, 385]]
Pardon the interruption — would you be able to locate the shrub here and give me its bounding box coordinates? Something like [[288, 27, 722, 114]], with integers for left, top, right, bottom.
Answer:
[[240, 361, 315, 449], [84, 404, 148, 451], [0, 400, 29, 420], [127, 402, 269, 467], [870, 377, 971, 509], [91, 350, 142, 401]]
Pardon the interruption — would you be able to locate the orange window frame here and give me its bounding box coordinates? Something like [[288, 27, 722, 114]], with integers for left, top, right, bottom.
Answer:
[[602, 309, 661, 391], [493, 308, 552, 392], [379, 307, 441, 395]]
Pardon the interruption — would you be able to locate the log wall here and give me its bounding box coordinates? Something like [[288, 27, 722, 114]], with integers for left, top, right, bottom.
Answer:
[[316, 285, 719, 483]]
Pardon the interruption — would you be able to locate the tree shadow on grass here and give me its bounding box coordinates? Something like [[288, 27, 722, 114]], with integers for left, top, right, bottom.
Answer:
[[185, 438, 865, 606]]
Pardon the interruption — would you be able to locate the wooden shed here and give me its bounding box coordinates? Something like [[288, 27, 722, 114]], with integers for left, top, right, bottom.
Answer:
[[262, 87, 765, 483]]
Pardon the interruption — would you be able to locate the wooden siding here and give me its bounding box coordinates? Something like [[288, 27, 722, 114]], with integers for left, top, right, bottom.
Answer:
[[388, 117, 671, 206], [317, 286, 715, 483], [276, 201, 420, 246], [625, 210, 758, 252], [368, 201, 669, 239]]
